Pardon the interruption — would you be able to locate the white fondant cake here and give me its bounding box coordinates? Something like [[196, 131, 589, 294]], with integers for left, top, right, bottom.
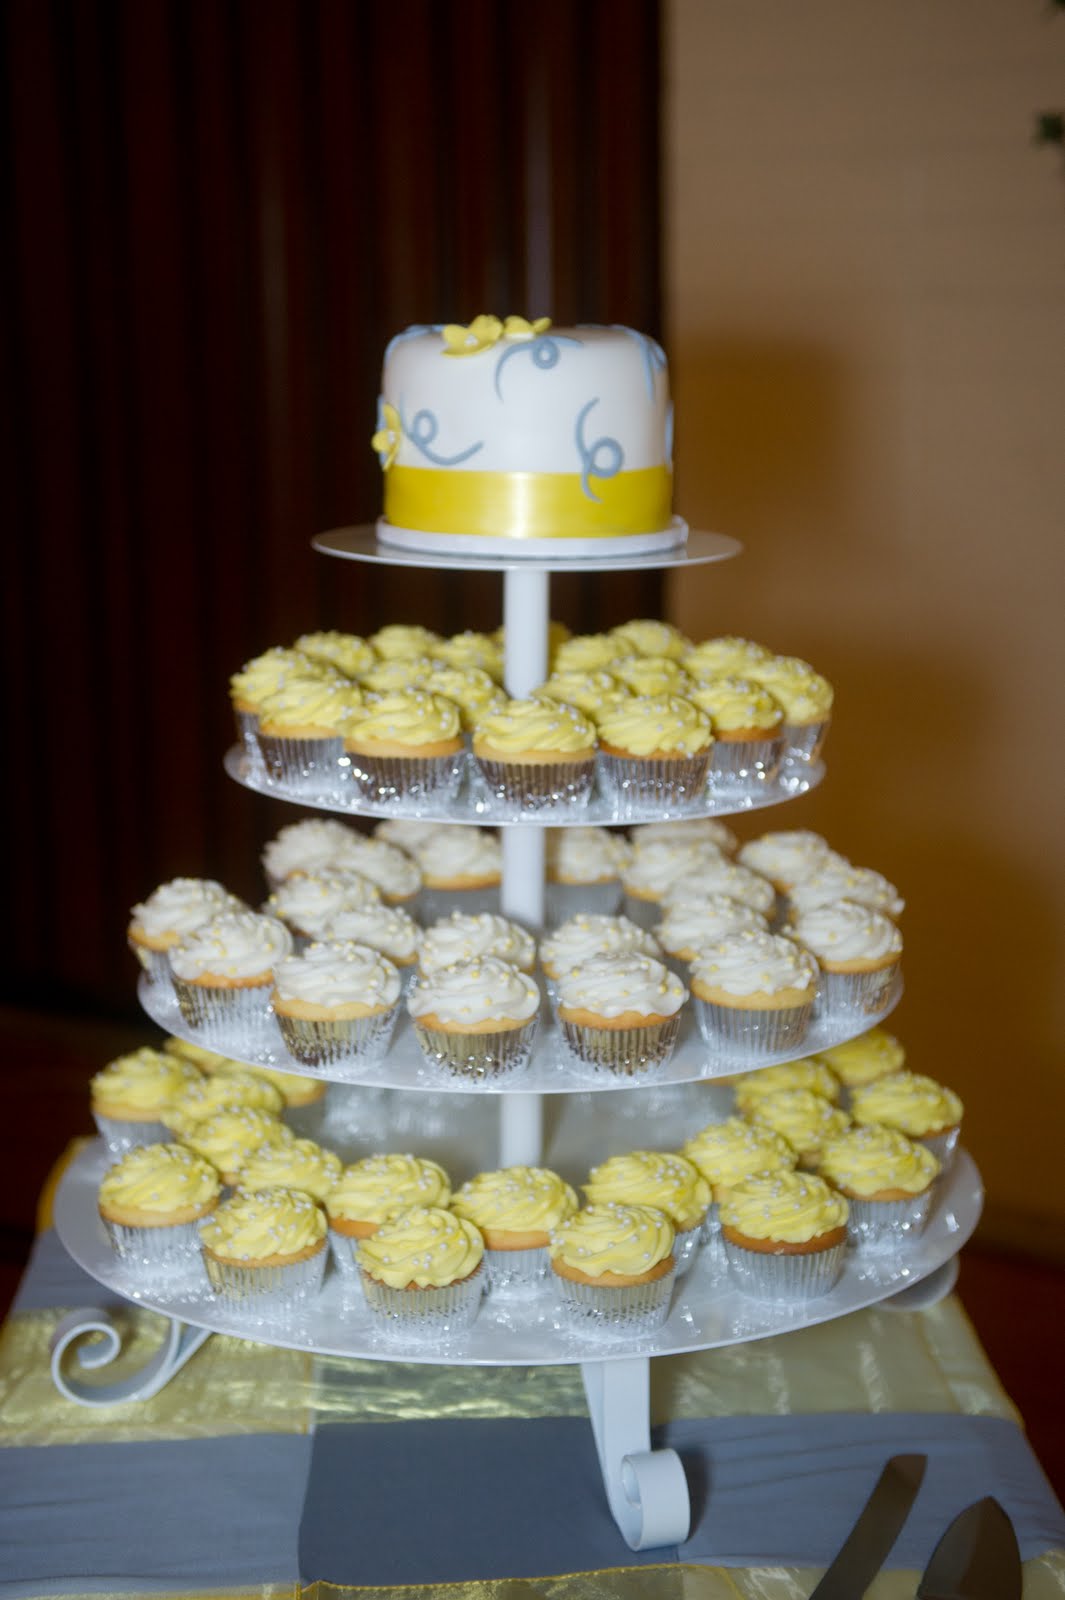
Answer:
[[372, 316, 683, 556]]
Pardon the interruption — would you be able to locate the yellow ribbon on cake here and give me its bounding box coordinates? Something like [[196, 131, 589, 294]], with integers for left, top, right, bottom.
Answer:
[[383, 464, 672, 539]]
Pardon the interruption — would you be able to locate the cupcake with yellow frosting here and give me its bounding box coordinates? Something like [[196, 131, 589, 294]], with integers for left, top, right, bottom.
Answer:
[[689, 930, 819, 1057], [849, 1071, 963, 1167], [597, 695, 713, 814], [818, 1027, 906, 1094], [534, 671, 631, 727], [325, 1153, 452, 1284], [356, 655, 438, 695], [229, 646, 323, 770], [684, 635, 774, 679], [434, 630, 505, 681], [236, 1137, 342, 1203], [169, 911, 294, 1042], [472, 697, 597, 811], [98, 1142, 221, 1281], [426, 665, 506, 730], [451, 1166, 578, 1292], [293, 630, 376, 679], [545, 826, 630, 926], [748, 655, 834, 765], [817, 1125, 940, 1249], [344, 689, 465, 805], [556, 952, 687, 1078], [161, 1066, 285, 1134], [368, 622, 442, 661], [128, 877, 245, 989], [719, 1171, 849, 1300], [610, 655, 695, 700], [549, 1203, 676, 1337], [687, 676, 785, 785], [732, 1058, 842, 1116], [409, 826, 502, 920], [681, 1117, 798, 1236], [91, 1046, 203, 1154], [582, 1151, 710, 1275], [552, 633, 625, 675], [270, 940, 401, 1072], [356, 1205, 484, 1342], [256, 677, 361, 797], [610, 618, 690, 661], [747, 1087, 851, 1169], [792, 901, 903, 1019], [408, 957, 540, 1082], [175, 1105, 292, 1186], [199, 1185, 328, 1316]]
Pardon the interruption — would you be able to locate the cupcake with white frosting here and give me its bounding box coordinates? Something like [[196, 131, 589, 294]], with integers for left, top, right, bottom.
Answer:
[[91, 1046, 202, 1154], [786, 862, 905, 921], [472, 697, 598, 811], [655, 896, 769, 970], [98, 1142, 221, 1284], [128, 877, 245, 988], [326, 835, 422, 907], [792, 900, 902, 1018], [270, 939, 401, 1072], [631, 818, 738, 854], [556, 951, 687, 1078], [544, 826, 630, 926], [266, 870, 381, 943], [597, 695, 713, 814], [817, 1125, 940, 1250], [408, 956, 540, 1082], [419, 912, 535, 977], [549, 1202, 676, 1337], [411, 826, 502, 920], [659, 860, 779, 921], [849, 1071, 963, 1168], [736, 830, 840, 893], [719, 1170, 849, 1300], [169, 912, 293, 1042], [261, 818, 363, 889], [356, 1205, 484, 1341], [451, 1166, 578, 1292], [582, 1151, 710, 1275], [372, 817, 445, 853], [539, 914, 662, 1009], [620, 836, 730, 928], [315, 902, 421, 986], [689, 930, 819, 1057], [199, 1185, 328, 1317], [344, 689, 465, 805]]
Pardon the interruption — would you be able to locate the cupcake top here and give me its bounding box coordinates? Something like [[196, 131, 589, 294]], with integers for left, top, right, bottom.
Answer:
[[176, 1107, 292, 1174], [434, 630, 504, 679], [372, 818, 445, 853], [849, 1071, 963, 1136], [409, 957, 540, 1027], [329, 836, 422, 900], [818, 1125, 940, 1197], [230, 647, 321, 708], [357, 656, 437, 694], [369, 623, 442, 660], [549, 1203, 675, 1277], [687, 675, 784, 733], [747, 1089, 851, 1156], [412, 827, 502, 885], [257, 678, 361, 733], [169, 912, 293, 983], [631, 818, 738, 854], [690, 930, 819, 999], [682, 1117, 797, 1192], [237, 1138, 343, 1201], [419, 913, 535, 976], [719, 1170, 848, 1242], [656, 897, 768, 958], [451, 1166, 578, 1234], [732, 1058, 842, 1111], [472, 697, 596, 755], [129, 878, 243, 942], [427, 667, 505, 729], [327, 1154, 452, 1223], [788, 863, 905, 920], [272, 940, 401, 1010], [294, 630, 376, 678], [684, 635, 773, 677], [318, 903, 421, 965], [99, 1142, 221, 1215], [610, 618, 689, 660], [346, 689, 461, 747], [163, 1037, 236, 1072], [234, 1064, 325, 1107], [792, 901, 902, 966], [621, 837, 728, 899], [552, 633, 625, 674], [750, 657, 834, 720], [818, 1028, 906, 1087], [261, 819, 360, 882], [661, 861, 778, 917], [736, 830, 837, 888], [91, 1047, 201, 1112], [583, 1151, 711, 1230], [539, 914, 662, 978], [547, 826, 631, 885], [556, 952, 687, 1019], [535, 671, 629, 720], [597, 695, 713, 757], [356, 1205, 484, 1288], [267, 871, 381, 934], [163, 1068, 285, 1126], [199, 1186, 326, 1261], [610, 655, 694, 699]]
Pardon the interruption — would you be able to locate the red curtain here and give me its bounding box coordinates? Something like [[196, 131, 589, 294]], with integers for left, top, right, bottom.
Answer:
[[1, 0, 663, 1012]]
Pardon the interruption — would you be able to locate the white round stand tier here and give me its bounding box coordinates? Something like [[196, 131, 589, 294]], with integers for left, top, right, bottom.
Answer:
[[314, 523, 742, 572], [139, 970, 903, 1095], [54, 1137, 982, 1366]]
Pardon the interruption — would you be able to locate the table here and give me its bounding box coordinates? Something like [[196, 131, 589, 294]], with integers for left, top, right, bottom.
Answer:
[[2, 1145, 1063, 1600]]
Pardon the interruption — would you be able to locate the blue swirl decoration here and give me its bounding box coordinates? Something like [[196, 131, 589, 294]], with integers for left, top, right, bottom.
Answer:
[[401, 404, 484, 467], [575, 398, 623, 502], [610, 325, 667, 400], [494, 333, 583, 399]]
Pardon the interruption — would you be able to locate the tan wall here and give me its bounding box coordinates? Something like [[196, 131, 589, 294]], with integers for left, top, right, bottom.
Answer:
[[665, 1, 1065, 1253]]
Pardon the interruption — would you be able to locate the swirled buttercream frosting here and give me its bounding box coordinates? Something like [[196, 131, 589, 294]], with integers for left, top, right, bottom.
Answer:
[[473, 697, 595, 755], [557, 952, 686, 1019], [169, 913, 293, 983], [547, 827, 631, 884], [549, 1203, 674, 1277], [272, 940, 401, 1011], [584, 1152, 710, 1229], [267, 871, 382, 934], [610, 619, 689, 660], [788, 863, 905, 919], [597, 695, 712, 756], [736, 830, 837, 887], [656, 897, 768, 957], [749, 657, 834, 720], [552, 634, 625, 674], [540, 914, 661, 977], [346, 689, 461, 747], [129, 878, 243, 942], [632, 818, 738, 853], [733, 1058, 841, 1111], [176, 1107, 292, 1174], [747, 1089, 851, 1155], [327, 1154, 452, 1224], [663, 863, 778, 918], [426, 666, 505, 727], [230, 647, 323, 708], [419, 913, 535, 975], [793, 901, 902, 967], [317, 903, 421, 964], [610, 656, 694, 699], [687, 675, 784, 733], [91, 1047, 200, 1112], [621, 837, 728, 899], [373, 818, 447, 852], [818, 1027, 906, 1087], [237, 1138, 343, 1201], [357, 655, 437, 694], [293, 630, 376, 678], [163, 1068, 285, 1126], [328, 836, 421, 899], [408, 957, 540, 1026], [719, 1171, 848, 1242], [451, 1167, 578, 1235], [199, 1186, 326, 1261], [690, 931, 818, 999], [257, 678, 361, 733], [369, 623, 442, 661], [412, 827, 502, 884], [818, 1125, 939, 1196], [356, 1205, 484, 1288], [684, 636, 773, 677], [682, 1118, 797, 1191], [261, 819, 362, 882], [99, 1143, 220, 1216], [434, 630, 505, 678], [535, 671, 627, 720], [849, 1071, 963, 1136]]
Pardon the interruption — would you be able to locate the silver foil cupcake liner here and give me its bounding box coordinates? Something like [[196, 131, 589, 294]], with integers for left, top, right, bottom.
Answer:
[[818, 965, 901, 1020], [920, 1127, 960, 1168], [411, 1017, 538, 1083], [722, 1237, 847, 1301], [102, 1216, 210, 1286], [482, 1244, 550, 1295], [255, 733, 348, 799], [347, 751, 466, 807], [709, 736, 785, 786], [693, 996, 813, 1057], [552, 1264, 675, 1339], [844, 1190, 934, 1251], [598, 752, 711, 816], [273, 1005, 399, 1075], [359, 1265, 484, 1342], [544, 879, 623, 929], [473, 757, 596, 812], [233, 708, 266, 778], [620, 893, 665, 931], [93, 1113, 172, 1156], [701, 1199, 721, 1243], [672, 1223, 704, 1277], [417, 886, 502, 923], [328, 1228, 363, 1291], [202, 1244, 327, 1317], [782, 719, 829, 764], [560, 1013, 681, 1078], [170, 976, 275, 1044], [128, 941, 172, 988]]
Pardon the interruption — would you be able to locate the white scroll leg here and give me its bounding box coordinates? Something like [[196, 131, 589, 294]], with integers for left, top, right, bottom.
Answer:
[[50, 1306, 211, 1407], [582, 1356, 691, 1550]]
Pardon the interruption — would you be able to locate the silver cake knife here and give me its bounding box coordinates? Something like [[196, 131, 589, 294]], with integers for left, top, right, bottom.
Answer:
[[807, 1453, 927, 1600]]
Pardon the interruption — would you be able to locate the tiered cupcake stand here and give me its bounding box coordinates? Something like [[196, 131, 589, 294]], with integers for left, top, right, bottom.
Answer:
[[51, 529, 984, 1551]]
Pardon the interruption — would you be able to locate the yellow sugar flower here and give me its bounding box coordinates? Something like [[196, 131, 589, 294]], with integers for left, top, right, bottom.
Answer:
[[441, 314, 504, 356], [503, 315, 552, 339], [371, 400, 402, 469]]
